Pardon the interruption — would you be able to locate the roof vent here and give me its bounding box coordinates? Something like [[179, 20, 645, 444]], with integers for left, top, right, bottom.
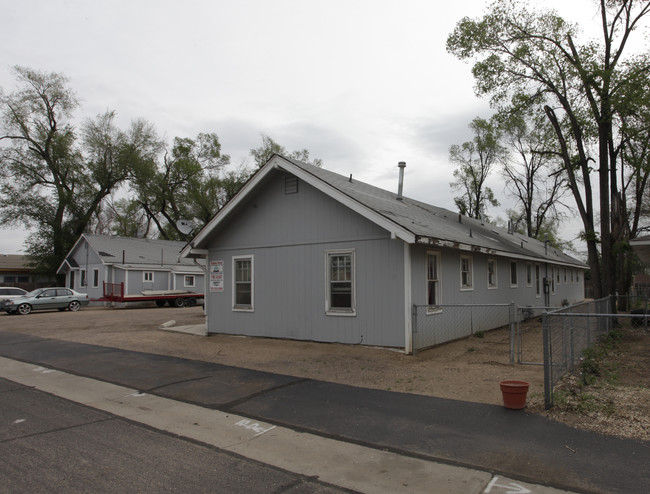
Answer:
[[397, 161, 406, 201]]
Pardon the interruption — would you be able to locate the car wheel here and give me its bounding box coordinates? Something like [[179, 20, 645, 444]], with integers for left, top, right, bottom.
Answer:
[[68, 301, 81, 312], [186, 298, 197, 307], [17, 303, 32, 315], [173, 297, 185, 308], [155, 300, 166, 307]]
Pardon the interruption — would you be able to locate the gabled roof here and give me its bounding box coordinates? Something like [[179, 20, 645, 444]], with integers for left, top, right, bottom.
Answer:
[[57, 234, 197, 274], [185, 155, 585, 268]]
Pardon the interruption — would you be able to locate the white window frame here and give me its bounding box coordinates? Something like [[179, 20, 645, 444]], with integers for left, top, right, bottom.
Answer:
[[535, 264, 541, 298], [426, 250, 442, 314], [143, 271, 154, 283], [92, 268, 99, 288], [510, 261, 518, 288], [460, 255, 473, 291], [232, 255, 254, 312], [184, 275, 195, 287], [81, 269, 87, 287], [487, 258, 498, 289], [326, 249, 356, 316], [526, 263, 533, 287]]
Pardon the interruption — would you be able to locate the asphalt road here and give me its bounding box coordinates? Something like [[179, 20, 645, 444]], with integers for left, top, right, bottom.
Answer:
[[1, 330, 648, 494], [0, 378, 347, 494]]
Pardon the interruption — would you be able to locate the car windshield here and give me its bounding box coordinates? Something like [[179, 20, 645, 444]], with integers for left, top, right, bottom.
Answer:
[[26, 289, 42, 297]]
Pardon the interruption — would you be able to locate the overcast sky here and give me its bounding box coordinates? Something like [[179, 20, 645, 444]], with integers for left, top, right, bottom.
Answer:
[[0, 0, 600, 255]]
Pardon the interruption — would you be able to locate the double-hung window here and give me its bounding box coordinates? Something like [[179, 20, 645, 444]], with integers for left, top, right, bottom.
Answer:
[[460, 255, 473, 290], [535, 264, 541, 298], [426, 251, 441, 311], [233, 256, 253, 311], [184, 275, 195, 287], [487, 258, 497, 289], [93, 269, 99, 288], [143, 271, 154, 283], [526, 263, 533, 287], [326, 250, 355, 315], [510, 261, 518, 287]]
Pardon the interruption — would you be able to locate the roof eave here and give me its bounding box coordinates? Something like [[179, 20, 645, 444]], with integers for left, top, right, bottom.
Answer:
[[415, 236, 586, 268]]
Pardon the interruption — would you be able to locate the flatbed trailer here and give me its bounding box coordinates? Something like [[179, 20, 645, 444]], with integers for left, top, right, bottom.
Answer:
[[100, 282, 204, 307]]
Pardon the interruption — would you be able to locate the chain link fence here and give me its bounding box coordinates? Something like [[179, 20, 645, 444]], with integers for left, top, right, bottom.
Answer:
[[412, 303, 550, 364], [515, 306, 554, 365], [542, 297, 614, 409], [412, 303, 516, 362], [413, 297, 648, 410]]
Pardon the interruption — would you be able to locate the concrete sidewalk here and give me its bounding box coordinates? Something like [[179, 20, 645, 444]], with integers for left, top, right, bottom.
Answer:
[[0, 331, 648, 494]]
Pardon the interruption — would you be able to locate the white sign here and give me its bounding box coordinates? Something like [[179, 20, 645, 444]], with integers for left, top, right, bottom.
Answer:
[[210, 260, 224, 292]]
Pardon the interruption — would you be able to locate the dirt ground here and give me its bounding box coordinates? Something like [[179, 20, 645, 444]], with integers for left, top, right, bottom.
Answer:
[[1, 305, 648, 441]]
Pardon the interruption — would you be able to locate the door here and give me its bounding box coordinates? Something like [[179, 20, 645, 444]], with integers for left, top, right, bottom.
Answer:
[[35, 288, 59, 310]]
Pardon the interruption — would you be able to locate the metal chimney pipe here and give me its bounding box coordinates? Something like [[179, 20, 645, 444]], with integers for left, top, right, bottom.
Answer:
[[397, 161, 406, 200]]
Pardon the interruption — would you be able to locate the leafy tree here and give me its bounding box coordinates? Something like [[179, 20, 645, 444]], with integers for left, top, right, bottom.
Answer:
[[250, 134, 323, 169], [127, 132, 239, 240], [0, 66, 158, 275], [497, 109, 568, 239], [94, 197, 153, 238], [449, 116, 502, 220], [447, 0, 650, 298]]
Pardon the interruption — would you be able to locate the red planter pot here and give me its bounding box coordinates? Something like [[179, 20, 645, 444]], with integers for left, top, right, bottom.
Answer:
[[499, 380, 530, 409]]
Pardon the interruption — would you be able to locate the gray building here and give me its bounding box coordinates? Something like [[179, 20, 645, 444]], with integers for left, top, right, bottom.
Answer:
[[58, 234, 205, 302], [183, 155, 585, 352]]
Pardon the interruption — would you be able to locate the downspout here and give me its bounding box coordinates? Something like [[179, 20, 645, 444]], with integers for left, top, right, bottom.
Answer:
[[403, 242, 412, 354]]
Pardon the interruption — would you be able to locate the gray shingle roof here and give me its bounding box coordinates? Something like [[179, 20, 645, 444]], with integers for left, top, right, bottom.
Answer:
[[284, 157, 583, 267], [81, 234, 196, 267]]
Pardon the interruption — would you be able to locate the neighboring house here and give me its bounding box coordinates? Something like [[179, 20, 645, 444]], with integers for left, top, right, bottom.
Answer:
[[57, 234, 205, 302], [0, 254, 55, 290], [630, 235, 650, 264], [629, 236, 650, 297], [182, 155, 585, 353]]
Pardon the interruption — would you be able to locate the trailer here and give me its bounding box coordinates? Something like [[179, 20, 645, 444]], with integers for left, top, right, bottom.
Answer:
[[100, 282, 204, 307]]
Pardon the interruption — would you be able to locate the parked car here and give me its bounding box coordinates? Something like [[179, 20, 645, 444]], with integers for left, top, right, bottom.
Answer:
[[4, 287, 89, 315], [0, 287, 28, 300], [0, 287, 28, 311]]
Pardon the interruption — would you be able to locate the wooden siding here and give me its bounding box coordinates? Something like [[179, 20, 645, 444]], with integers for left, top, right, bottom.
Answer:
[[66, 242, 104, 299], [411, 244, 584, 307], [410, 244, 585, 341], [205, 171, 406, 347]]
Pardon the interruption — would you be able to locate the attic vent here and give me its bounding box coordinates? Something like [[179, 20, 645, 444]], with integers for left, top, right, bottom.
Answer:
[[285, 176, 298, 194]]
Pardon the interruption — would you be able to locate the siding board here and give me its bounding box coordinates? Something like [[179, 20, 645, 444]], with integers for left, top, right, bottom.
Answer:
[[206, 171, 406, 347]]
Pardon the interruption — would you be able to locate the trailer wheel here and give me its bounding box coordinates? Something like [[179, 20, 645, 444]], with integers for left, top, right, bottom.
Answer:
[[186, 298, 197, 307], [155, 300, 166, 307], [172, 297, 185, 308]]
